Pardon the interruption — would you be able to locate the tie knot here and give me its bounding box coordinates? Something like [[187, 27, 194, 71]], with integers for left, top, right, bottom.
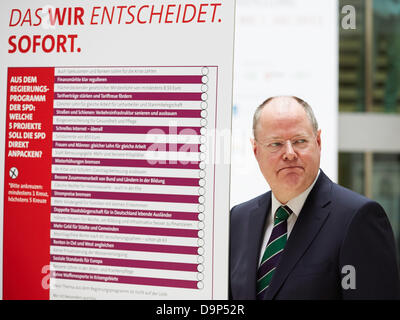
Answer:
[[275, 205, 292, 222]]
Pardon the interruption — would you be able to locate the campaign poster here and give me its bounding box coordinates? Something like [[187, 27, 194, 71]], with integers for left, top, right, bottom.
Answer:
[[0, 0, 235, 300]]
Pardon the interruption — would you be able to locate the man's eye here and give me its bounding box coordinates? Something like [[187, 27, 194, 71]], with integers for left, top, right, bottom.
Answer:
[[294, 139, 306, 144], [270, 142, 282, 147]]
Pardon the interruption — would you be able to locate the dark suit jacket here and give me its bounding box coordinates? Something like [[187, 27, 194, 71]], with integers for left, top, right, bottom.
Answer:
[[229, 170, 400, 299]]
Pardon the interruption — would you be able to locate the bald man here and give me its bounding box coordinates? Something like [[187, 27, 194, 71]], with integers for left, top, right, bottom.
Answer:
[[229, 96, 400, 300]]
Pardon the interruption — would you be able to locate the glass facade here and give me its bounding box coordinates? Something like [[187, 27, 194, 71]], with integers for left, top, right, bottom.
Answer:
[[372, 154, 400, 251], [339, 0, 400, 262], [338, 153, 365, 195], [339, 0, 400, 113], [339, 152, 400, 262], [339, 0, 365, 112]]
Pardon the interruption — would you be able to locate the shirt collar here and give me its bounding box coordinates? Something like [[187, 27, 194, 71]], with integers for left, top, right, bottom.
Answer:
[[271, 169, 320, 219]]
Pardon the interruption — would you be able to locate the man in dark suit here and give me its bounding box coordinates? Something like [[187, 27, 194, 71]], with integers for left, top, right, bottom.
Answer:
[[229, 96, 400, 299]]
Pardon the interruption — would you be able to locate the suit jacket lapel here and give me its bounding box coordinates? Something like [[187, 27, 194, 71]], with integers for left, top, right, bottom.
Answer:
[[245, 192, 271, 299], [264, 171, 333, 299]]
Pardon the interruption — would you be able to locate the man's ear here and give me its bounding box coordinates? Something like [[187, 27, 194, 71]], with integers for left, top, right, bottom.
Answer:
[[316, 129, 322, 149], [250, 137, 257, 156]]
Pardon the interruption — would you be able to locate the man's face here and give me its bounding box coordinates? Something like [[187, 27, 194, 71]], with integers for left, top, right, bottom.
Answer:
[[252, 98, 321, 203]]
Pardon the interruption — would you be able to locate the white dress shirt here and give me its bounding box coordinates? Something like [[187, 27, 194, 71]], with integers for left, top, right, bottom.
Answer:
[[258, 170, 320, 266]]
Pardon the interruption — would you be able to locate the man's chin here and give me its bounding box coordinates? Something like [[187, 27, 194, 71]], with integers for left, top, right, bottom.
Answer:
[[279, 169, 302, 180], [272, 179, 304, 204], [280, 174, 304, 192]]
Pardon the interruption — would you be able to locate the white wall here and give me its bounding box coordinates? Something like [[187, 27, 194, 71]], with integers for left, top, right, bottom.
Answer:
[[231, 0, 338, 206]]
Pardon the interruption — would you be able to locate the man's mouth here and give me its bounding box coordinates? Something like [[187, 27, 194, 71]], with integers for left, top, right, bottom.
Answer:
[[278, 166, 304, 173]]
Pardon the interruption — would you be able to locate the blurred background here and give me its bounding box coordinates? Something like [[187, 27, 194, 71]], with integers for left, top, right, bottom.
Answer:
[[231, 0, 400, 260], [338, 0, 400, 258]]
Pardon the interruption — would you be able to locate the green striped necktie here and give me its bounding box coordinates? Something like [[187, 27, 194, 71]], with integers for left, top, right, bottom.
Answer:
[[256, 205, 292, 299]]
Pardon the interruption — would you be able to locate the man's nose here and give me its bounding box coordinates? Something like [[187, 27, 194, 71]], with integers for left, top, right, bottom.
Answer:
[[283, 141, 297, 161]]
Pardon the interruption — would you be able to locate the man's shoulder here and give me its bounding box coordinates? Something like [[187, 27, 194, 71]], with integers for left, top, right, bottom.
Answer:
[[315, 170, 374, 211], [230, 191, 270, 215], [324, 178, 388, 228], [230, 192, 269, 229], [330, 181, 374, 209]]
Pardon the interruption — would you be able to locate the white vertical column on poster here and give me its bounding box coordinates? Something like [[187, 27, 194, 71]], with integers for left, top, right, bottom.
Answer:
[[232, 0, 338, 206], [0, 0, 235, 299]]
